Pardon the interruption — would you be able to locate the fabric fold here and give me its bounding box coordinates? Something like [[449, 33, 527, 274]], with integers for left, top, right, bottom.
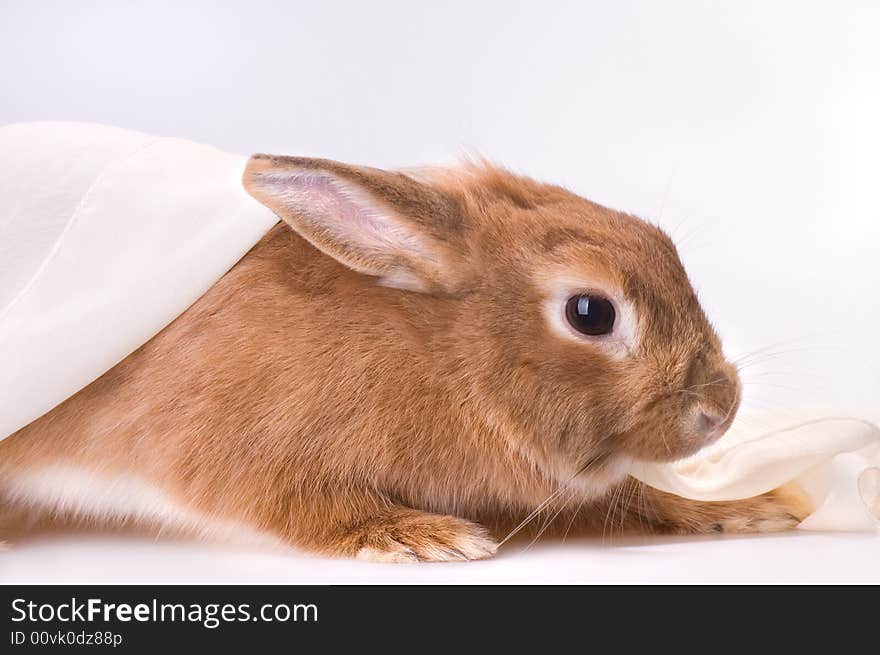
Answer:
[[630, 412, 880, 532], [0, 122, 278, 439]]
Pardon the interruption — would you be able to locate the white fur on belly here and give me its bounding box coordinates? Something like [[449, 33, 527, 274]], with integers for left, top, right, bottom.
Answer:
[[1, 464, 282, 548]]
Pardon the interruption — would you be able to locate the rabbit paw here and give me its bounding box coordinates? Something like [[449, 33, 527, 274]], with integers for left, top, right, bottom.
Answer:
[[353, 512, 497, 563], [644, 481, 813, 535], [709, 483, 813, 534]]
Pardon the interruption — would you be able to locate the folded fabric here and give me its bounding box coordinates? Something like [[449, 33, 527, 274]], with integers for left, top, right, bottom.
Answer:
[[0, 122, 278, 440], [1, 122, 878, 534], [630, 410, 880, 532]]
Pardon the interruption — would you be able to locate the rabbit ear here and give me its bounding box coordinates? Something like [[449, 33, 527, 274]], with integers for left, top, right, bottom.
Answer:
[[243, 155, 465, 292]]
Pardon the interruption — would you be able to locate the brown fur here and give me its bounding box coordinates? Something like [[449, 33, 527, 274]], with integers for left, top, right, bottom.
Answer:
[[0, 158, 809, 561]]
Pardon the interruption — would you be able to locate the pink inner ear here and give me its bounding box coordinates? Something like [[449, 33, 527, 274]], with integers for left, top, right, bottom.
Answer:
[[254, 169, 434, 265]]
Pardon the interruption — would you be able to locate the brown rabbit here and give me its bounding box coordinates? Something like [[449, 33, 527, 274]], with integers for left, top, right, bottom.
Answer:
[[0, 156, 809, 561]]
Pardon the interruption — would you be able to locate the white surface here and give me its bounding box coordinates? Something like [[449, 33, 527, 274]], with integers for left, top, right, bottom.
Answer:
[[2, 532, 878, 585], [1, 1, 879, 582]]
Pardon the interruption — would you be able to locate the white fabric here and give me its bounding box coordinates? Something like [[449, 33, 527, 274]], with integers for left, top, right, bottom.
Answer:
[[0, 122, 278, 439], [631, 410, 880, 532], [0, 122, 877, 534]]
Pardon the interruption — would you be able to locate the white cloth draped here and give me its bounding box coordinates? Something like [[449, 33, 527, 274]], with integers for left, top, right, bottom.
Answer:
[[630, 411, 880, 532], [0, 122, 278, 440]]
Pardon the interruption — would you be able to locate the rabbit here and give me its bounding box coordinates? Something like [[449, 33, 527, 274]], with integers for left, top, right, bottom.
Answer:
[[0, 155, 811, 561]]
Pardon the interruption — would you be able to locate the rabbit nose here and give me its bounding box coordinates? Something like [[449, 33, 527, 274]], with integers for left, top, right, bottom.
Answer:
[[694, 408, 725, 442], [697, 410, 722, 433]]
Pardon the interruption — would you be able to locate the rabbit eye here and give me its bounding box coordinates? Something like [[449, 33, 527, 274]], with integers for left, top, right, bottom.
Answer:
[[565, 294, 616, 336]]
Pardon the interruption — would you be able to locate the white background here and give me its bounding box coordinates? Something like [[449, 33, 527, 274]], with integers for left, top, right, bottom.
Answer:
[[1, 0, 878, 583]]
